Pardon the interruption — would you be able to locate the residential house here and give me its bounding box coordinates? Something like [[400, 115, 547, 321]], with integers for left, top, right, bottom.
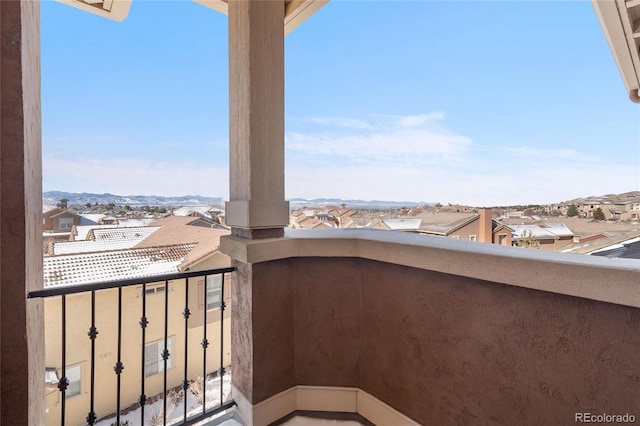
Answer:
[[46, 226, 161, 256], [43, 220, 232, 425], [417, 209, 513, 245]]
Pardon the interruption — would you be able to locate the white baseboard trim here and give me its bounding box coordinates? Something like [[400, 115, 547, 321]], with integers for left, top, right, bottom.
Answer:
[[232, 385, 420, 426]]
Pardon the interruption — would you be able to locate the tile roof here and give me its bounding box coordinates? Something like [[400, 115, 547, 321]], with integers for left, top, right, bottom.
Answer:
[[53, 226, 160, 255], [137, 216, 230, 270], [43, 244, 196, 288]]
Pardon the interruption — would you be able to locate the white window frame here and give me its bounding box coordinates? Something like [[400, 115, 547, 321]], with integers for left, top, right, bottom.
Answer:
[[199, 275, 222, 311], [145, 338, 173, 378], [144, 284, 166, 297], [451, 236, 460, 240], [58, 217, 74, 229], [469, 235, 477, 242], [498, 234, 507, 245], [65, 364, 82, 398]]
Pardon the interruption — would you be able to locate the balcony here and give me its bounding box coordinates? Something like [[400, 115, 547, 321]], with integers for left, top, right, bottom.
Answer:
[[25, 230, 640, 425], [1, 0, 639, 424], [219, 228, 639, 425]]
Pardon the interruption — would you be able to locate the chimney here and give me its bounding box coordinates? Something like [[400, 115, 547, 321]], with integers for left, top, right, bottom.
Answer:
[[478, 208, 493, 243]]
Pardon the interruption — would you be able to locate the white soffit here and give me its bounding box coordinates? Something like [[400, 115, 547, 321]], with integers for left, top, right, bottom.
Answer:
[[56, 0, 132, 22], [592, 0, 640, 102], [193, 0, 329, 35]]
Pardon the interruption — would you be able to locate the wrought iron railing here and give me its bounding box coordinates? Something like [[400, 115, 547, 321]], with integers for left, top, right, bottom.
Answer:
[[29, 267, 236, 426]]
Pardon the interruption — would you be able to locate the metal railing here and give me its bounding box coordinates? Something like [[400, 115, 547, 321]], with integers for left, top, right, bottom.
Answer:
[[29, 267, 236, 426]]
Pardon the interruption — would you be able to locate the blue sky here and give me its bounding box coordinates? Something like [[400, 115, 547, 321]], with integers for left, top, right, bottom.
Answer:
[[42, 0, 640, 206]]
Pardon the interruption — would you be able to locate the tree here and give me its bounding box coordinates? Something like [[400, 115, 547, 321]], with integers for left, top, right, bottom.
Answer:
[[516, 230, 541, 249], [85, 202, 91, 209], [593, 207, 606, 221], [566, 204, 579, 217]]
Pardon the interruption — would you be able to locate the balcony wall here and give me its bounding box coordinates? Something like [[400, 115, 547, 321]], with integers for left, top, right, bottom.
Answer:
[[222, 229, 640, 425]]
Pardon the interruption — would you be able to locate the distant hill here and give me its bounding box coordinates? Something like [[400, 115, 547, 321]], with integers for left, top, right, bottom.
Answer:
[[44, 192, 430, 209], [43, 191, 224, 207], [288, 198, 430, 209]]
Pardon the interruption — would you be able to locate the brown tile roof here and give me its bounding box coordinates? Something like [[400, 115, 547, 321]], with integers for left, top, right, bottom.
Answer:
[[137, 216, 230, 270]]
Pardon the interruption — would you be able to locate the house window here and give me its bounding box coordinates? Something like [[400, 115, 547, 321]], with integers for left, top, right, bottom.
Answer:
[[145, 338, 172, 377], [199, 275, 222, 310], [65, 364, 82, 398], [498, 234, 506, 245], [451, 236, 460, 240], [469, 235, 477, 242], [144, 284, 166, 296], [58, 217, 74, 229]]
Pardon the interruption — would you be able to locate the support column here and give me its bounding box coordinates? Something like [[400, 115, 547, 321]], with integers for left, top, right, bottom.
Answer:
[[0, 1, 44, 424], [226, 0, 289, 240]]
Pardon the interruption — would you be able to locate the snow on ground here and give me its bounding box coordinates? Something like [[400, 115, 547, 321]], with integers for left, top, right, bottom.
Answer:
[[95, 374, 232, 426]]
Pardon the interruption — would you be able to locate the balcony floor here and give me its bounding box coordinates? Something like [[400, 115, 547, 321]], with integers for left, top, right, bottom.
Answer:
[[217, 418, 366, 426], [212, 411, 371, 426]]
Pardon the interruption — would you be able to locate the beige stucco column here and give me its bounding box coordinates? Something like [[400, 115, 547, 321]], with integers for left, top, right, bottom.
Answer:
[[0, 1, 45, 424], [226, 0, 289, 240]]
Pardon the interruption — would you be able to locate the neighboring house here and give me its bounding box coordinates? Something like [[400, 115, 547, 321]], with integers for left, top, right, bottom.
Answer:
[[43, 220, 232, 425], [590, 238, 640, 259], [293, 207, 514, 245], [561, 231, 640, 256], [510, 225, 562, 250], [417, 209, 513, 245], [43, 207, 87, 233], [47, 226, 161, 255]]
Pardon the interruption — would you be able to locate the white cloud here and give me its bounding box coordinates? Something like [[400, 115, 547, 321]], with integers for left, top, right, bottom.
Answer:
[[303, 117, 374, 130], [43, 112, 639, 207], [43, 156, 229, 198], [284, 113, 640, 205], [287, 112, 471, 165]]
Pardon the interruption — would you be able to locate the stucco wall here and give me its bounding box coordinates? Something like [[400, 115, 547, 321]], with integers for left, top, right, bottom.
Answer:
[[244, 257, 639, 424]]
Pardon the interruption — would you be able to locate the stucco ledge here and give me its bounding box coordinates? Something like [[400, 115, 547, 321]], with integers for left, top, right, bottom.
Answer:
[[220, 228, 640, 308]]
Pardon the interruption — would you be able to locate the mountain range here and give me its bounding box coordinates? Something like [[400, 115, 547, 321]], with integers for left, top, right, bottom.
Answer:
[[43, 191, 428, 209]]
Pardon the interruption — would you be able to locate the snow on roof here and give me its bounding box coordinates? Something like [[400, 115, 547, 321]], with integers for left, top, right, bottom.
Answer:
[[172, 206, 213, 217], [53, 227, 160, 255], [44, 244, 196, 288], [383, 218, 422, 231], [79, 214, 107, 223], [74, 221, 155, 241], [539, 222, 573, 237], [510, 225, 558, 239]]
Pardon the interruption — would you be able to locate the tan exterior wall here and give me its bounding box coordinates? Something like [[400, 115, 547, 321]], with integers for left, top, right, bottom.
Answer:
[[43, 208, 63, 231], [239, 257, 639, 424], [492, 230, 512, 246], [51, 211, 81, 233], [448, 220, 480, 242], [44, 277, 231, 425]]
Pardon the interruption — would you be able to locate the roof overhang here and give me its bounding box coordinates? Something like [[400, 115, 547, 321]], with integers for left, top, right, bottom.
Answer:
[[59, 0, 328, 35], [193, 0, 329, 35], [56, 0, 133, 22], [592, 0, 640, 102]]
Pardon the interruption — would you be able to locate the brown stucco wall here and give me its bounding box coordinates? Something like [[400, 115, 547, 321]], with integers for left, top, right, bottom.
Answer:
[[0, 1, 44, 423], [244, 257, 640, 424]]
